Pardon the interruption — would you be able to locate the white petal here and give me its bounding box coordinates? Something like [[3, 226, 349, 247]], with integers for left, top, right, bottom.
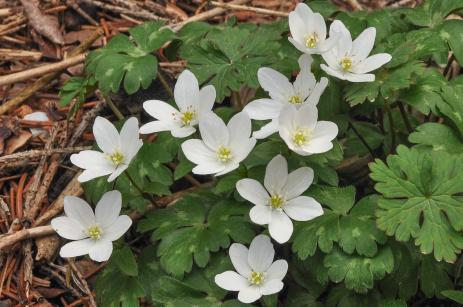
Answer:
[[228, 112, 253, 155], [24, 112, 49, 136], [64, 196, 95, 228], [181, 139, 217, 165], [343, 72, 376, 82], [265, 259, 288, 281], [51, 216, 87, 240], [193, 162, 226, 175], [288, 11, 306, 46], [258, 67, 293, 102], [88, 240, 113, 262], [312, 121, 339, 142], [288, 37, 315, 54], [143, 100, 179, 121], [264, 154, 288, 193], [261, 279, 284, 295], [294, 71, 316, 100], [174, 69, 199, 110], [102, 215, 132, 241], [317, 34, 339, 53], [321, 49, 340, 68], [236, 179, 269, 206], [295, 2, 313, 16], [248, 235, 274, 272], [296, 104, 318, 130], [215, 271, 249, 291], [198, 85, 216, 113], [284, 196, 323, 221], [298, 54, 314, 74], [120, 117, 142, 162], [305, 77, 328, 107], [308, 13, 327, 41], [278, 106, 297, 143], [249, 205, 272, 225], [268, 211, 293, 244], [139, 120, 179, 134], [171, 126, 196, 138], [199, 112, 229, 150], [238, 286, 262, 304], [329, 20, 351, 44], [93, 116, 119, 154], [229, 243, 252, 277], [70, 150, 114, 172], [253, 120, 279, 139], [60, 238, 95, 258], [107, 164, 128, 182], [77, 169, 114, 182], [283, 167, 314, 199], [303, 139, 334, 154], [95, 190, 121, 228], [215, 163, 240, 176], [351, 27, 376, 61], [231, 138, 256, 164], [351, 53, 392, 74], [243, 99, 283, 120]]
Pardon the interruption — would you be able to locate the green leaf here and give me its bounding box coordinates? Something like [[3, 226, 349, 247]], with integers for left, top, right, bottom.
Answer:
[[123, 55, 158, 94], [439, 85, 463, 136], [409, 123, 463, 153], [441, 290, 463, 304], [112, 246, 138, 277], [420, 255, 453, 297], [345, 122, 384, 157], [324, 247, 394, 293], [174, 159, 194, 180], [370, 145, 463, 262], [440, 19, 463, 65]]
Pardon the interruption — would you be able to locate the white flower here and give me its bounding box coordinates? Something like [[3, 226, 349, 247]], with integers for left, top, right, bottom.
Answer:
[[320, 20, 392, 82], [215, 235, 288, 303], [288, 3, 338, 55], [181, 111, 256, 176], [279, 104, 338, 156], [51, 190, 132, 262], [139, 69, 216, 138], [70, 116, 143, 182], [243, 54, 328, 139], [24, 111, 49, 137], [236, 155, 323, 243]]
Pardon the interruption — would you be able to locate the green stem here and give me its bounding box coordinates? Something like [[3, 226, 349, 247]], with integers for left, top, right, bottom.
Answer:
[[385, 104, 396, 152], [157, 71, 174, 99], [397, 101, 413, 133], [348, 121, 375, 157], [105, 95, 124, 121]]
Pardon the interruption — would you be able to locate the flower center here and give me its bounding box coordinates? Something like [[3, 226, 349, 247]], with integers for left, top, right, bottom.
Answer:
[[180, 110, 196, 126], [341, 57, 352, 71], [217, 146, 232, 163], [292, 128, 312, 147], [288, 95, 302, 104], [250, 271, 265, 285], [88, 225, 103, 240], [109, 151, 124, 166], [269, 194, 284, 209], [305, 34, 318, 48]]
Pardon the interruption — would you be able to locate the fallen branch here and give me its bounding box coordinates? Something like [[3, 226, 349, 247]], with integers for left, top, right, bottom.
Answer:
[[0, 226, 55, 251], [0, 54, 86, 87], [0, 147, 90, 167], [209, 1, 289, 17]]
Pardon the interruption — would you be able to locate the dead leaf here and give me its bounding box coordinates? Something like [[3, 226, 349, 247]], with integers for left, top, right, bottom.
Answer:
[[30, 29, 59, 59], [5, 130, 32, 155], [0, 116, 20, 155], [20, 0, 64, 45], [35, 235, 60, 261], [166, 3, 188, 20], [64, 30, 103, 46], [35, 287, 68, 299]]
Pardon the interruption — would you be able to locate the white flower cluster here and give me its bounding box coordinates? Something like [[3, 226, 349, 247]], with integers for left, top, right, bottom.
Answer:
[[48, 3, 391, 304]]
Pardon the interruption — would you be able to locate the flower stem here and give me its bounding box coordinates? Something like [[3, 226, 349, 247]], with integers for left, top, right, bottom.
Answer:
[[385, 104, 396, 152], [348, 121, 375, 157], [397, 101, 412, 133], [105, 94, 124, 121]]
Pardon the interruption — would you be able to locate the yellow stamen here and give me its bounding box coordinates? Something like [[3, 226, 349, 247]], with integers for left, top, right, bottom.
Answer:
[[289, 96, 302, 104], [250, 271, 264, 285], [217, 146, 232, 163], [109, 151, 124, 166], [180, 110, 196, 126], [292, 128, 311, 147], [269, 194, 284, 209], [305, 34, 318, 48], [88, 225, 102, 240], [341, 58, 352, 71]]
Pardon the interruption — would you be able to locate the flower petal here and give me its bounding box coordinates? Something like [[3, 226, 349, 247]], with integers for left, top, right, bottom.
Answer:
[[351, 27, 376, 61], [181, 139, 217, 165], [232, 138, 256, 164], [249, 205, 272, 225], [229, 243, 252, 277], [198, 112, 229, 150], [321, 64, 375, 82], [238, 286, 262, 304], [171, 126, 196, 138], [70, 150, 114, 172], [236, 179, 269, 206], [312, 121, 339, 142], [283, 167, 314, 199], [93, 116, 119, 154], [215, 271, 249, 291], [107, 164, 128, 182], [296, 103, 318, 130], [243, 98, 283, 120], [261, 279, 284, 296], [329, 20, 351, 45], [198, 85, 216, 113], [258, 67, 293, 102], [193, 162, 226, 175], [103, 215, 132, 241], [248, 235, 274, 272], [284, 196, 323, 221], [305, 77, 328, 107], [51, 216, 87, 240], [60, 238, 95, 258], [215, 163, 240, 176], [77, 169, 113, 183], [119, 117, 142, 161], [265, 259, 288, 281], [139, 120, 179, 134], [303, 139, 334, 154], [268, 210, 293, 244], [288, 11, 306, 45], [89, 239, 113, 262], [143, 100, 179, 121], [308, 13, 327, 41], [253, 120, 279, 139], [294, 70, 316, 100], [264, 154, 288, 194], [95, 190, 121, 228], [174, 69, 199, 110], [351, 53, 392, 74], [64, 196, 95, 228], [228, 112, 252, 150]]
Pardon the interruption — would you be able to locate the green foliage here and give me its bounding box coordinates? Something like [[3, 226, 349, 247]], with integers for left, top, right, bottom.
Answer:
[[370, 145, 463, 262]]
